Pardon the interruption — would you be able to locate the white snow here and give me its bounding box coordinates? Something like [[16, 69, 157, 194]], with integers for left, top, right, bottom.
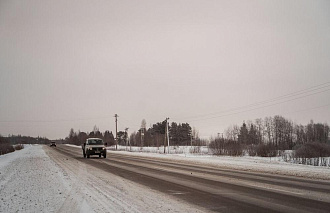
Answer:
[[0, 145, 207, 213], [2, 144, 330, 213], [0, 145, 72, 213], [96, 145, 330, 180]]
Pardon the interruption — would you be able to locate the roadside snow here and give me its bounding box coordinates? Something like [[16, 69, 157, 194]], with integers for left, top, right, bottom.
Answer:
[[0, 145, 73, 213], [67, 144, 330, 180], [2, 144, 329, 213], [0, 145, 207, 213]]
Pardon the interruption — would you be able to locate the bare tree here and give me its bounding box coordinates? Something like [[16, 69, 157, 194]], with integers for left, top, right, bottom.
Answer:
[[192, 127, 200, 145]]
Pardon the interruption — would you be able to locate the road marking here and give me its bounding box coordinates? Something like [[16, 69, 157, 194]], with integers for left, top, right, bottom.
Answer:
[[270, 187, 304, 195], [168, 190, 189, 195], [243, 183, 304, 195]]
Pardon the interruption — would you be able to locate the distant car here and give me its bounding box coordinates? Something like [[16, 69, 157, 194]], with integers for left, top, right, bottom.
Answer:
[[50, 142, 56, 147], [82, 138, 107, 158]]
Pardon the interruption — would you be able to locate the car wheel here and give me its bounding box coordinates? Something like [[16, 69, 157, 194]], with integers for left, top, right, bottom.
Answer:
[[99, 154, 101, 158], [104, 153, 107, 158]]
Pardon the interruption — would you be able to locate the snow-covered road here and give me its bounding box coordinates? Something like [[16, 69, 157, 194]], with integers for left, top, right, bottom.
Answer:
[[1, 144, 330, 213], [0, 145, 206, 213]]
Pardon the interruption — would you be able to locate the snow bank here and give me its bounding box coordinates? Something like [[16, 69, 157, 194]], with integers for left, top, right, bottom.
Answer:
[[108, 144, 210, 155], [0, 145, 72, 213], [66, 144, 330, 180]]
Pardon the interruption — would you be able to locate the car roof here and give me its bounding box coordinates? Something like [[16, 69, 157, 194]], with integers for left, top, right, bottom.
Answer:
[[87, 138, 102, 140]]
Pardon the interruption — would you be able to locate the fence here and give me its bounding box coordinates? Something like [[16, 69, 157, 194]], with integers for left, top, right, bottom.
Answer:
[[282, 152, 330, 167], [292, 157, 330, 167]]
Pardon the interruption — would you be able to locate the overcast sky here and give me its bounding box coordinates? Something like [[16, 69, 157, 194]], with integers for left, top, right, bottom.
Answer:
[[1, 0, 329, 139]]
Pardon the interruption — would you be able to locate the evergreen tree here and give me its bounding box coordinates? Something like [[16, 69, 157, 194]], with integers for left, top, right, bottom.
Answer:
[[238, 122, 248, 145], [248, 124, 258, 145], [104, 131, 115, 146]]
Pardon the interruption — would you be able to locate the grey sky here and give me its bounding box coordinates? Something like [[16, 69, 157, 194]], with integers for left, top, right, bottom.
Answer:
[[1, 0, 329, 139]]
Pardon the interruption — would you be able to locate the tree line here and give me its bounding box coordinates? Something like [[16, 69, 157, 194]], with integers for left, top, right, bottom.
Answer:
[[0, 135, 27, 155], [65, 115, 329, 158], [209, 115, 330, 157], [129, 119, 203, 147], [65, 125, 115, 146], [65, 119, 204, 148], [5, 134, 50, 145]]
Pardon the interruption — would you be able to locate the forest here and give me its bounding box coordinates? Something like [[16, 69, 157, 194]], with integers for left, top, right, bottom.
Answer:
[[210, 115, 330, 157]]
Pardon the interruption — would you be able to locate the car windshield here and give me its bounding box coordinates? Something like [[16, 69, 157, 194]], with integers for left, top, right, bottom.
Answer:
[[87, 139, 103, 145]]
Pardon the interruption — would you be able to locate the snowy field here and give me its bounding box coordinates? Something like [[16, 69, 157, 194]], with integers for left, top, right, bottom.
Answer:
[[97, 145, 330, 180]]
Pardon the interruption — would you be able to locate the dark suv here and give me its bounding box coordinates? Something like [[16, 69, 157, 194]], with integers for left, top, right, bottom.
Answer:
[[50, 142, 56, 147]]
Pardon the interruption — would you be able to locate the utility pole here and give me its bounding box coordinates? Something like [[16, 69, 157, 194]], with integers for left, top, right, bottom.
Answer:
[[114, 114, 118, 150], [164, 125, 166, 154], [166, 117, 170, 154], [125, 127, 129, 151], [141, 128, 144, 147], [164, 118, 170, 154]]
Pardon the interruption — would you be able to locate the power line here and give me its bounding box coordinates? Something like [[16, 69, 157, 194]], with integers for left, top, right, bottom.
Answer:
[[194, 103, 330, 129], [1, 82, 329, 125], [229, 84, 330, 111], [118, 120, 140, 131], [185, 88, 330, 122], [174, 82, 330, 121], [118, 116, 141, 129], [282, 103, 330, 116], [0, 115, 114, 123]]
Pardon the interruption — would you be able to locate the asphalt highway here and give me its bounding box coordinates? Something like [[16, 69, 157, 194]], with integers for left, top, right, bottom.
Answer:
[[50, 145, 330, 213]]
